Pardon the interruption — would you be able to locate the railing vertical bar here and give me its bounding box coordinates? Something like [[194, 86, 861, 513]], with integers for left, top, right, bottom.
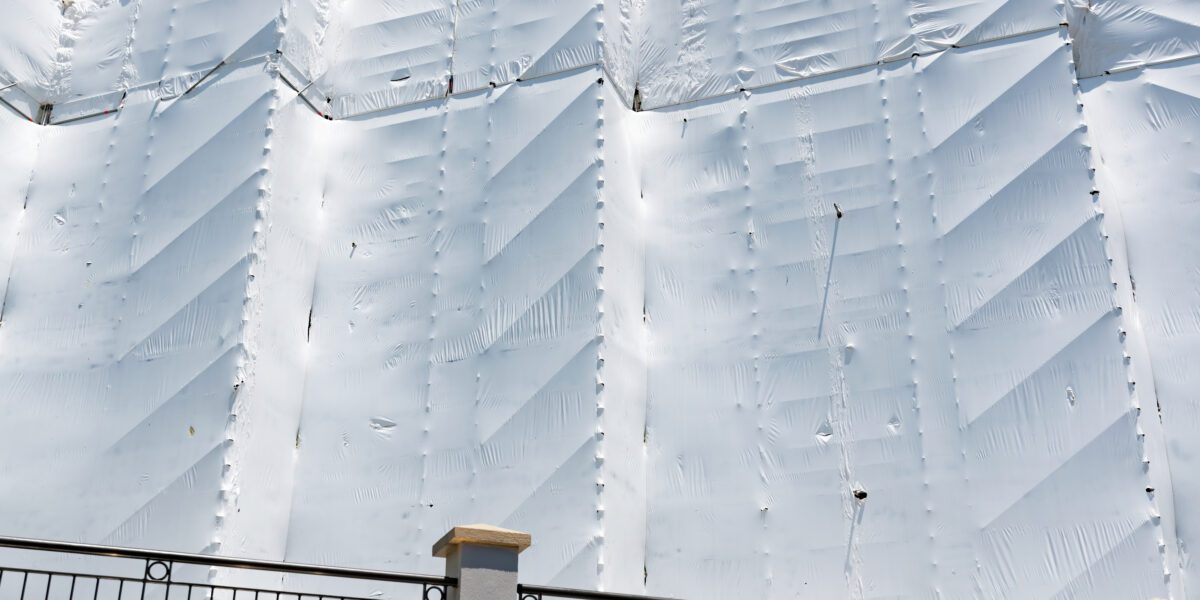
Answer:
[[43, 573, 52, 600], [20, 570, 28, 600], [68, 575, 77, 600], [117, 578, 124, 600], [91, 578, 99, 600]]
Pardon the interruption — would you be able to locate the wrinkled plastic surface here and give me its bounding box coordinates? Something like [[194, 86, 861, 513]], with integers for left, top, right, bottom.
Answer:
[[1082, 56, 1200, 596], [1, 1, 1199, 599], [1070, 0, 1200, 76]]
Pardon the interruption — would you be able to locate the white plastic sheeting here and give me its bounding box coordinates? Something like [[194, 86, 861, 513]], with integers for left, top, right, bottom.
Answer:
[[633, 30, 1168, 598], [1069, 0, 1200, 77], [617, 0, 1064, 108], [0, 58, 277, 551], [1083, 56, 1200, 595], [2, 1, 1200, 599], [0, 0, 278, 103], [281, 0, 601, 118]]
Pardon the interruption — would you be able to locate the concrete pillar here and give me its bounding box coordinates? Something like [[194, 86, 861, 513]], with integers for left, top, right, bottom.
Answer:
[[433, 524, 531, 600]]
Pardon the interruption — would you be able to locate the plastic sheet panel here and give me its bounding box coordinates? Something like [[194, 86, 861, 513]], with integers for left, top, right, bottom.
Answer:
[[1069, 0, 1200, 77], [0, 0, 59, 96], [0, 3, 1196, 599], [211, 90, 327, 561], [283, 0, 601, 119], [278, 68, 627, 589], [1083, 57, 1200, 596], [287, 0, 456, 119], [627, 0, 1062, 109], [14, 0, 280, 103], [0, 115, 40, 348], [0, 61, 277, 552], [634, 29, 1169, 598], [452, 0, 602, 93]]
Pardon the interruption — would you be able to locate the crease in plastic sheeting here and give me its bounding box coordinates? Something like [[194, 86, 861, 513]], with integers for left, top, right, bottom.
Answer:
[[0, 117, 40, 378]]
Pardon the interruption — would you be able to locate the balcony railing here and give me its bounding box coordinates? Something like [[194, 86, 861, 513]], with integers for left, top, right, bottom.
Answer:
[[0, 535, 677, 600]]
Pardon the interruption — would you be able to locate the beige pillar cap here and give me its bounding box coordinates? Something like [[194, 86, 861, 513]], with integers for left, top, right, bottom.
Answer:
[[432, 524, 532, 557]]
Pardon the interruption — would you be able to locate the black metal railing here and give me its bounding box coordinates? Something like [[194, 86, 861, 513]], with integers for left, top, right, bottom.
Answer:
[[516, 584, 679, 600], [0, 536, 679, 600], [0, 536, 451, 600]]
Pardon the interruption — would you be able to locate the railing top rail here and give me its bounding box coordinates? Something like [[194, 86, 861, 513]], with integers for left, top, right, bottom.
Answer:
[[517, 584, 681, 600], [0, 535, 455, 588]]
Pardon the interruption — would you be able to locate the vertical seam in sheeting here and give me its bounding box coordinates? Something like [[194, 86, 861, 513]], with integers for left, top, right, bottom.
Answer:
[[272, 0, 304, 565], [214, 64, 283, 564], [595, 69, 608, 590], [741, 91, 768, 596], [879, 51, 915, 596], [1068, 39, 1181, 597], [906, 48, 977, 599], [448, 0, 461, 94], [636, 111, 650, 597], [115, 0, 145, 93], [420, 92, 448, 569], [475, 79, 493, 522], [595, 1, 612, 589]]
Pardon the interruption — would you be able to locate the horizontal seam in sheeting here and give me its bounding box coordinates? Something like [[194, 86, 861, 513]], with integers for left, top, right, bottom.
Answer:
[[317, 23, 1070, 118], [0, 21, 1111, 126], [1078, 51, 1200, 80]]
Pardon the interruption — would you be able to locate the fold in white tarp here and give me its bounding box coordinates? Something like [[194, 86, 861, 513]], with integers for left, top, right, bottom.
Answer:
[[1, 2, 1199, 599]]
